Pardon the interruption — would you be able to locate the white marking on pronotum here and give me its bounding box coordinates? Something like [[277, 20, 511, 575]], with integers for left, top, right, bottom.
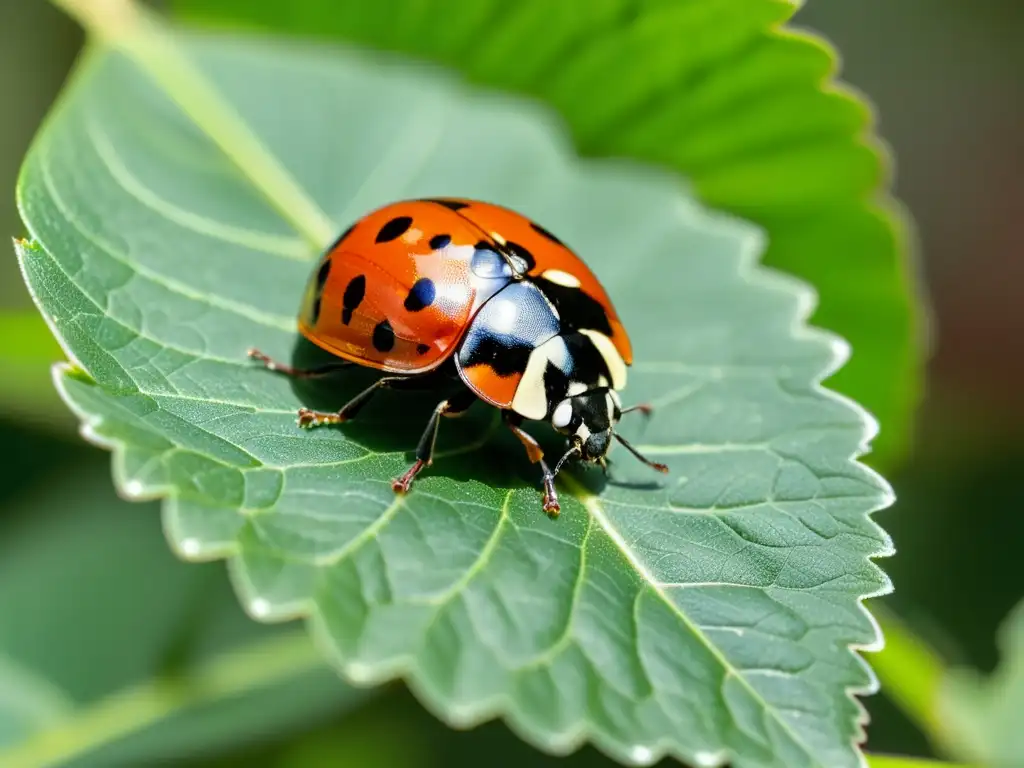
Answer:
[[541, 268, 582, 287], [249, 598, 272, 618], [552, 400, 573, 429], [580, 329, 627, 389], [567, 380, 588, 396], [124, 479, 145, 497], [512, 336, 568, 419]]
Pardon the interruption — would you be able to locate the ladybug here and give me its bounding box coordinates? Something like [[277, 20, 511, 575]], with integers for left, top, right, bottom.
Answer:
[[249, 198, 667, 516]]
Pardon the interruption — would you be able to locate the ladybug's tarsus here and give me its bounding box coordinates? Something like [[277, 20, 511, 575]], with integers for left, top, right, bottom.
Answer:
[[391, 391, 477, 495], [392, 460, 425, 494], [505, 418, 561, 516], [297, 407, 344, 428], [295, 375, 410, 430]]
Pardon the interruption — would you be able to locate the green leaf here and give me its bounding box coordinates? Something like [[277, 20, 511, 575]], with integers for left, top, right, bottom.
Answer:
[[0, 655, 73, 749], [938, 600, 1024, 768], [172, 0, 923, 470], [865, 602, 947, 745], [0, 456, 363, 766], [865, 756, 978, 768], [16, 9, 893, 768]]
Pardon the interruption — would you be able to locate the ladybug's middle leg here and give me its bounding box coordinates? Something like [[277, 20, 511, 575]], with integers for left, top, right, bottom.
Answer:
[[392, 389, 477, 494], [295, 375, 411, 428]]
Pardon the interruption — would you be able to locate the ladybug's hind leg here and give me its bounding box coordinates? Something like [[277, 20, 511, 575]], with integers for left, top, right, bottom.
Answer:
[[392, 389, 477, 494], [247, 348, 353, 379]]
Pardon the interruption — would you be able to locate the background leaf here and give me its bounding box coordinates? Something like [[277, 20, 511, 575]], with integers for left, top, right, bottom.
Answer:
[[0, 310, 72, 430], [15, 21, 892, 768], [173, 0, 923, 470], [0, 452, 363, 766], [937, 600, 1024, 768]]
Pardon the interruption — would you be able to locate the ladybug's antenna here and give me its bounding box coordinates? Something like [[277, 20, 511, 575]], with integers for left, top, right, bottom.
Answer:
[[552, 444, 580, 477], [613, 433, 669, 474]]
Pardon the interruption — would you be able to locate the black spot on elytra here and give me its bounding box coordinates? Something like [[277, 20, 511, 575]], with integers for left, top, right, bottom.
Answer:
[[505, 241, 536, 272], [341, 274, 365, 325], [417, 343, 431, 355], [535, 278, 614, 337], [372, 319, 395, 353], [420, 198, 469, 211], [429, 234, 451, 250], [404, 278, 436, 312], [530, 221, 565, 246], [376, 216, 412, 243], [310, 256, 332, 323]]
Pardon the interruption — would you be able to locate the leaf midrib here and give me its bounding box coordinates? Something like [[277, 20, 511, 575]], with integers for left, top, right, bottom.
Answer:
[[566, 475, 830, 767], [84, 112, 310, 261]]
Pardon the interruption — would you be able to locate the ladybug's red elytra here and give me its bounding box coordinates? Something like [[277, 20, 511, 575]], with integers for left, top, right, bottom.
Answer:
[[249, 198, 667, 516]]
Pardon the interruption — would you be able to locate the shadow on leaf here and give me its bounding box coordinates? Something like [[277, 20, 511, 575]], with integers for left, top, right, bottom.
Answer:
[[252, 336, 611, 504]]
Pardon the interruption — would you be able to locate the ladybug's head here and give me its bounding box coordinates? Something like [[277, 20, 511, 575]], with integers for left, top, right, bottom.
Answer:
[[550, 388, 621, 463], [549, 388, 669, 477]]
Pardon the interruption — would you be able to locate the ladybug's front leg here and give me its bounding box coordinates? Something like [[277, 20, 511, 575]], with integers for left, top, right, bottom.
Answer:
[[504, 415, 561, 518], [392, 389, 477, 494]]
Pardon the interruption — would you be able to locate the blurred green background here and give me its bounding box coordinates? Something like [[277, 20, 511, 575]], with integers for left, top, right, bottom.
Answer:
[[1, 1, 1022, 766]]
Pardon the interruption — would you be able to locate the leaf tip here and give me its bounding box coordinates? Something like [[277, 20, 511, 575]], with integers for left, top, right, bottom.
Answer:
[[59, 363, 96, 387]]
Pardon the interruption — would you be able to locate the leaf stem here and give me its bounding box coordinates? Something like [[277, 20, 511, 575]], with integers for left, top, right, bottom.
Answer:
[[868, 602, 950, 748], [0, 630, 328, 768], [49, 0, 336, 250]]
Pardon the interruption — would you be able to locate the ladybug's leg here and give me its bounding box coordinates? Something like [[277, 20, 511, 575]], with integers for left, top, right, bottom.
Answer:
[[247, 348, 353, 379], [620, 403, 654, 417], [296, 375, 408, 428], [613, 403, 667, 472], [504, 416, 562, 518], [392, 389, 477, 494], [613, 432, 669, 474]]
